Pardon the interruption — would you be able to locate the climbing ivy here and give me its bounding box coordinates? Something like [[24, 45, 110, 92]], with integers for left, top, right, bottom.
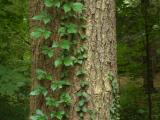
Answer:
[[108, 73, 120, 120], [30, 0, 89, 120]]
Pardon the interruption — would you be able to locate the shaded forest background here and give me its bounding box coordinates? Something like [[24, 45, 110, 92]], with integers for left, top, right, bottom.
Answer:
[[0, 0, 160, 120]]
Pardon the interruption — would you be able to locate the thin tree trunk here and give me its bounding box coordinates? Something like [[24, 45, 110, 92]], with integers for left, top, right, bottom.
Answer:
[[141, 0, 153, 120]]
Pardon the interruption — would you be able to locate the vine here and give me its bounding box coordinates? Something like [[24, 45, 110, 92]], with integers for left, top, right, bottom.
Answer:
[[108, 73, 120, 120], [30, 0, 89, 120]]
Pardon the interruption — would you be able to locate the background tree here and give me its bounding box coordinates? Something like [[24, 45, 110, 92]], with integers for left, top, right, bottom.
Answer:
[[117, 0, 160, 120], [0, 0, 30, 120]]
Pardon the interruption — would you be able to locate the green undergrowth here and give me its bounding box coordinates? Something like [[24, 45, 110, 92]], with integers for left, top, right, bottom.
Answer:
[[120, 77, 160, 120]]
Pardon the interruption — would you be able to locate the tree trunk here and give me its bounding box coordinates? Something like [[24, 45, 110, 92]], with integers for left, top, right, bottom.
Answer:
[[29, 0, 61, 116], [29, 0, 117, 120]]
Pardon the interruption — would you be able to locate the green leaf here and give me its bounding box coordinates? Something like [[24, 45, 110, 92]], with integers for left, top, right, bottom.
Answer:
[[43, 30, 51, 39], [79, 113, 84, 118], [76, 92, 90, 100], [36, 69, 46, 80], [30, 86, 48, 96], [30, 109, 48, 120], [31, 27, 44, 39], [31, 28, 51, 40], [46, 97, 60, 107], [51, 81, 62, 91], [82, 92, 90, 100], [35, 109, 44, 116], [46, 74, 53, 81], [72, 2, 84, 13], [32, 14, 43, 21], [76, 91, 82, 97], [32, 11, 52, 24], [63, 3, 72, 13], [53, 0, 61, 8], [44, 0, 54, 7], [78, 99, 85, 106], [76, 106, 81, 112], [59, 40, 71, 50], [63, 56, 75, 66], [56, 111, 65, 119], [51, 111, 65, 120], [76, 68, 86, 77], [59, 80, 71, 86], [44, 0, 61, 8], [52, 42, 59, 48], [41, 46, 54, 58], [36, 68, 52, 81], [60, 93, 72, 105], [80, 34, 87, 40], [80, 80, 89, 88], [66, 23, 77, 34], [82, 106, 88, 113], [58, 27, 66, 36], [51, 80, 70, 91], [54, 58, 63, 67]]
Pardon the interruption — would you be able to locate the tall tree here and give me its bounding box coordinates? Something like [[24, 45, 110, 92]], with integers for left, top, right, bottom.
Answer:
[[29, 0, 118, 120]]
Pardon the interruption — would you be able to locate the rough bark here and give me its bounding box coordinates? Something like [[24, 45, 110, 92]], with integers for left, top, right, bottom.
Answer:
[[29, 0, 45, 115], [29, 0, 117, 120], [29, 0, 61, 117], [84, 0, 117, 119], [69, 0, 117, 120]]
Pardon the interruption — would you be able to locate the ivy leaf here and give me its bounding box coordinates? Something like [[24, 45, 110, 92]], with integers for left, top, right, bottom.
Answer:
[[76, 106, 81, 112], [80, 80, 89, 88], [46, 74, 53, 81], [59, 40, 71, 50], [41, 46, 54, 58], [46, 97, 60, 107], [66, 23, 77, 34], [44, 0, 61, 8], [43, 17, 51, 25], [76, 68, 86, 77], [60, 93, 72, 105], [52, 42, 59, 48], [54, 58, 63, 67], [35, 109, 44, 116], [51, 111, 65, 120], [43, 30, 51, 39], [44, 0, 53, 7], [30, 86, 48, 96], [52, 0, 61, 8], [78, 99, 85, 106], [36, 69, 46, 80], [32, 14, 43, 20], [32, 11, 51, 24], [63, 56, 75, 66], [36, 69, 52, 81], [79, 113, 84, 118], [31, 27, 44, 39], [51, 81, 62, 91], [82, 106, 88, 113], [51, 80, 70, 91], [31, 28, 51, 40], [30, 109, 48, 120], [63, 3, 72, 13], [72, 2, 84, 13], [80, 34, 87, 40], [76, 92, 90, 100], [58, 27, 66, 36], [82, 92, 90, 100]]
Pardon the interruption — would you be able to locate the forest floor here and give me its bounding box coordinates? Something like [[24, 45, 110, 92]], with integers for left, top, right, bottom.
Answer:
[[119, 73, 160, 120]]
